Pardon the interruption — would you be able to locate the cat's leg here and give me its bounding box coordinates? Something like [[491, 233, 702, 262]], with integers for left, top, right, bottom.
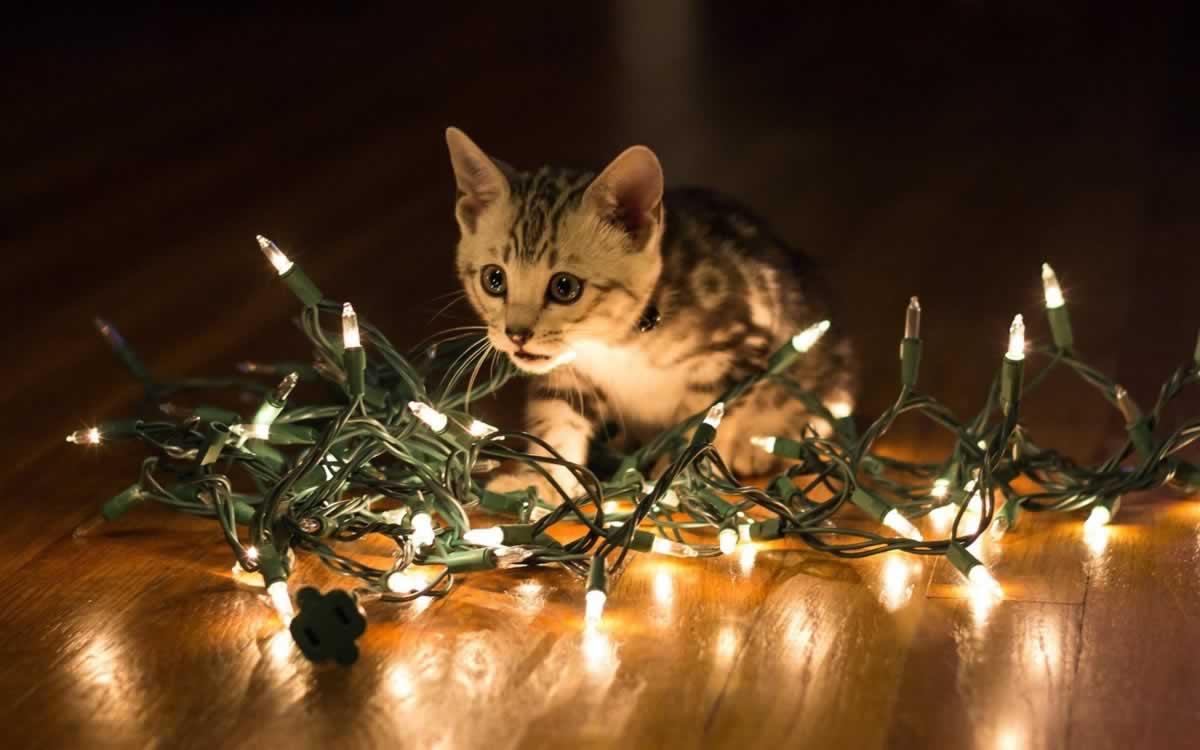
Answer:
[[487, 372, 602, 503]]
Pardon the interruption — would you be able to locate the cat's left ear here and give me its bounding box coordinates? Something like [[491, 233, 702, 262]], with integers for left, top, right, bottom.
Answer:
[[446, 127, 511, 234], [584, 145, 664, 251]]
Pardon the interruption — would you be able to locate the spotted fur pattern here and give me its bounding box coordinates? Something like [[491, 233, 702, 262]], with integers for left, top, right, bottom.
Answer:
[[444, 128, 855, 498]]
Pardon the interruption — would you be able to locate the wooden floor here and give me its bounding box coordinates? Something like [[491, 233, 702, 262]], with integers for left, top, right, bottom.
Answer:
[[4, 4, 1200, 748]]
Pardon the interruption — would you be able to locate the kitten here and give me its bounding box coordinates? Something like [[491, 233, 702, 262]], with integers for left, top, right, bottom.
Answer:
[[445, 127, 855, 499]]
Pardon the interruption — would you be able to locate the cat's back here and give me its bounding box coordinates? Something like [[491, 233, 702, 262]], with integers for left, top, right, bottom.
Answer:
[[658, 186, 829, 340]]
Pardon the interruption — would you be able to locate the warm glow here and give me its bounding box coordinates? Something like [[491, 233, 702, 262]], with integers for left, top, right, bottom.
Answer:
[[967, 564, 1005, 600], [407, 401, 449, 433], [341, 302, 361, 349], [703, 402, 725, 429], [653, 569, 673, 606], [749, 435, 776, 454], [1042, 262, 1065, 308], [66, 427, 102, 445], [1006, 314, 1025, 361], [411, 511, 435, 548], [651, 537, 700, 558], [718, 527, 739, 555], [882, 508, 924, 541], [585, 589, 606, 628], [467, 419, 498, 438], [267, 580, 295, 625], [463, 526, 504, 547], [791, 319, 831, 353], [1085, 505, 1113, 530], [231, 423, 271, 441], [257, 234, 294, 275], [828, 399, 854, 419]]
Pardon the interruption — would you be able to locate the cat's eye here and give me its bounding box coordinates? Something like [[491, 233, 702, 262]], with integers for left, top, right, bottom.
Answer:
[[481, 265, 506, 297], [546, 272, 584, 304]]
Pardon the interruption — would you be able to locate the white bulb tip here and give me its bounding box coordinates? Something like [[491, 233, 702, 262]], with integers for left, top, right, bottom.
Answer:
[[703, 402, 725, 428], [883, 509, 924, 541], [749, 435, 776, 454], [1085, 506, 1113, 530], [718, 527, 739, 555], [791, 319, 832, 353], [585, 589, 606, 627]]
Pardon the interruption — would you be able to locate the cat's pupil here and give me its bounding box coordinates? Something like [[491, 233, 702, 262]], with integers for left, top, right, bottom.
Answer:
[[481, 265, 506, 297], [548, 273, 582, 304]]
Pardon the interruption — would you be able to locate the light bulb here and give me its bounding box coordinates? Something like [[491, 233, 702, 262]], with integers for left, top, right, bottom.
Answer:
[[585, 589, 606, 628], [267, 580, 295, 625], [882, 508, 924, 541], [791, 319, 831, 353], [467, 419, 498, 438], [1042, 262, 1065, 308], [650, 537, 700, 558], [380, 507, 408, 524], [273, 372, 300, 403], [411, 511, 435, 547], [66, 427, 102, 445], [256, 234, 294, 276], [1085, 505, 1112, 530], [1114, 385, 1141, 425], [967, 564, 1005, 600], [386, 570, 422, 594], [245, 546, 259, 562], [492, 546, 533, 568], [931, 478, 950, 499], [230, 423, 271, 441], [703, 402, 725, 429], [904, 296, 921, 339], [407, 401, 449, 433], [341, 303, 361, 349], [718, 527, 739, 555], [1006, 314, 1025, 361], [749, 435, 777, 454], [828, 399, 854, 419], [463, 527, 504, 547]]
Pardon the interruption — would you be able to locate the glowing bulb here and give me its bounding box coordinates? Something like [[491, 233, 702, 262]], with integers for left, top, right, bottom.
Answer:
[[411, 511, 435, 547], [463, 527, 504, 547], [650, 537, 700, 558], [1006, 314, 1025, 361], [467, 419, 498, 438], [791, 319, 831, 353], [66, 427, 102, 445], [882, 508, 924, 541], [930, 503, 957, 530], [1085, 505, 1112, 530], [749, 435, 776, 454], [904, 296, 921, 339], [1042, 262, 1065, 308], [931, 478, 950, 499], [267, 580, 295, 625], [828, 399, 854, 419], [386, 570, 422, 593], [493, 546, 533, 568], [272, 372, 299, 404], [967, 564, 1005, 600], [703, 402, 725, 429], [738, 522, 753, 543], [718, 527, 739, 555], [256, 234, 294, 276], [585, 589, 606, 628], [245, 546, 259, 562], [230, 423, 271, 441], [407, 401, 449, 433], [380, 507, 408, 524], [341, 303, 361, 349]]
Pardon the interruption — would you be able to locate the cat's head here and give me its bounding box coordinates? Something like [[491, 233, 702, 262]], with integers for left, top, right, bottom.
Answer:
[[446, 127, 664, 374]]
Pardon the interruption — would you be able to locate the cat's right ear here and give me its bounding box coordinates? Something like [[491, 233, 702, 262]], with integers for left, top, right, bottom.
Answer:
[[446, 127, 510, 234]]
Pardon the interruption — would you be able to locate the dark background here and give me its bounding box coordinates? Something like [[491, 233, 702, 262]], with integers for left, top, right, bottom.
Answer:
[[4, 2, 1198, 467]]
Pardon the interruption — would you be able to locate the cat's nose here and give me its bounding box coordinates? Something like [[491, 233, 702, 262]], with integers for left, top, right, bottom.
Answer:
[[505, 327, 532, 346]]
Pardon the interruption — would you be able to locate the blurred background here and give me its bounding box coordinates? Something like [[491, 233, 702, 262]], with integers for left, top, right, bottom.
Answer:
[[4, 1, 1197, 468]]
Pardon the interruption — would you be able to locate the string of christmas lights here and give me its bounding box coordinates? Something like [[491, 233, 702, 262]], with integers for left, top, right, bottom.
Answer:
[[68, 237, 1200, 663]]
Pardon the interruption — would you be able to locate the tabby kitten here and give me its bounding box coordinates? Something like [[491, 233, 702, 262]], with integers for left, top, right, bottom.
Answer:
[[445, 127, 854, 499]]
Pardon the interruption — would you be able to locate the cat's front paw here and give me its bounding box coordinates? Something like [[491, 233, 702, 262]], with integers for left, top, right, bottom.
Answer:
[[486, 465, 583, 505]]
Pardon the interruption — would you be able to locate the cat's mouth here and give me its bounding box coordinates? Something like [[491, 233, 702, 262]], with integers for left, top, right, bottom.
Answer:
[[513, 349, 550, 363], [505, 347, 578, 374]]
